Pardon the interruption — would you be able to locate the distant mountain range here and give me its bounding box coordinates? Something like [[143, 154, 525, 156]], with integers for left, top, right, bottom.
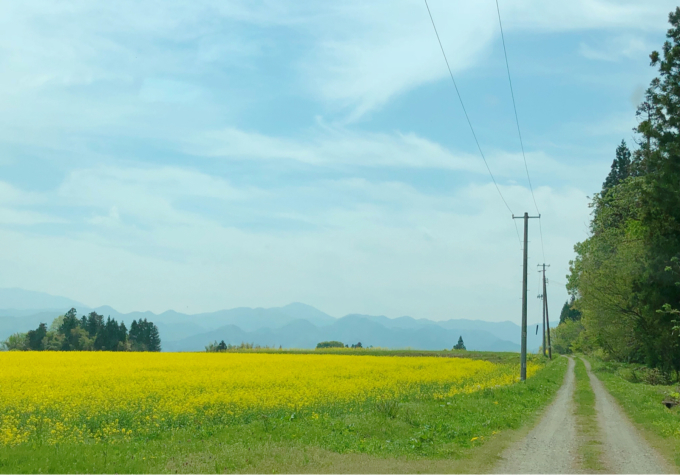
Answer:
[[0, 288, 548, 352]]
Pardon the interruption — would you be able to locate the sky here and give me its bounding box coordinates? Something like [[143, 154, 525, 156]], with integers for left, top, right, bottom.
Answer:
[[0, 0, 675, 321]]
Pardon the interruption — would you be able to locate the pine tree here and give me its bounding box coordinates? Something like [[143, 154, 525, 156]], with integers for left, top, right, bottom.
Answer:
[[148, 324, 161, 352], [453, 336, 466, 350], [27, 323, 47, 351], [59, 308, 80, 351], [602, 140, 632, 194]]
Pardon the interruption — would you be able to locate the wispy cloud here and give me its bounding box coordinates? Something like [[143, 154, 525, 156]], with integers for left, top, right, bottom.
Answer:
[[579, 35, 652, 62]]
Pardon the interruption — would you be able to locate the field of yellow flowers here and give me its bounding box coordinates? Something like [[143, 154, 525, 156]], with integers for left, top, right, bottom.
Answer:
[[0, 352, 538, 447]]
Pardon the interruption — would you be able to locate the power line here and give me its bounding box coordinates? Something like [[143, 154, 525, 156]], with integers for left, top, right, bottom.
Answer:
[[494, 0, 546, 262], [424, 0, 521, 249], [424, 1, 515, 217]]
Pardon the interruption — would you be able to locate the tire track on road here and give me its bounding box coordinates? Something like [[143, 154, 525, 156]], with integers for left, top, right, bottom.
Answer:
[[495, 356, 579, 474], [581, 357, 672, 474]]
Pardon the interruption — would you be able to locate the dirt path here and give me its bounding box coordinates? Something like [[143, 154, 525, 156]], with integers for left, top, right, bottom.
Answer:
[[495, 356, 579, 474], [581, 357, 672, 474]]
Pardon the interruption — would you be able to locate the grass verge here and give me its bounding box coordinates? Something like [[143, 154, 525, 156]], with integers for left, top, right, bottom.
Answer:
[[587, 357, 680, 469], [573, 357, 605, 472], [0, 356, 566, 474]]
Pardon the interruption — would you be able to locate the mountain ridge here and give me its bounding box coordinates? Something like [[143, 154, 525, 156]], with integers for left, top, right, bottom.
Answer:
[[0, 288, 546, 352]]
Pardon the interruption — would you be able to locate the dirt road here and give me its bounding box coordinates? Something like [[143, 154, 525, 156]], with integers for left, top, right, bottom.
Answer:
[[495, 357, 672, 474], [582, 358, 671, 474], [495, 357, 579, 474]]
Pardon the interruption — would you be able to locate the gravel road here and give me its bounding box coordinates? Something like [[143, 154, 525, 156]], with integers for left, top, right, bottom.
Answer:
[[495, 356, 673, 474], [495, 356, 579, 474], [582, 357, 672, 474]]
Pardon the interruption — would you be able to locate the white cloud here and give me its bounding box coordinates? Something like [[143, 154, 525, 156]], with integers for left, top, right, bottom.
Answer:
[[0, 174, 589, 321], [0, 0, 674, 123], [59, 165, 252, 227], [579, 35, 652, 62]]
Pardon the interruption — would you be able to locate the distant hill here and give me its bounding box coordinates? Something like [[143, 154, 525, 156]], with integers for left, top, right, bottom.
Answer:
[[0, 288, 86, 314], [0, 289, 547, 352], [164, 315, 521, 352]]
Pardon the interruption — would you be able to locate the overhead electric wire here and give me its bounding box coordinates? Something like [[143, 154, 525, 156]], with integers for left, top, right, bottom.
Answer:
[[494, 0, 546, 262], [424, 0, 522, 248]]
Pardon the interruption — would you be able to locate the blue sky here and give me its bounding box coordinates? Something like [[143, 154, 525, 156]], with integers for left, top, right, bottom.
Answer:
[[0, 0, 674, 321]]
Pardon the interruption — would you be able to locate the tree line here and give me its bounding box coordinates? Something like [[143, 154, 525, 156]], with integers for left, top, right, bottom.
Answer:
[[553, 8, 680, 378], [2, 308, 161, 352]]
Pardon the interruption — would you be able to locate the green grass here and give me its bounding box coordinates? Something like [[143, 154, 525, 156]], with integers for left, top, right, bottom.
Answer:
[[225, 348, 527, 365], [0, 355, 566, 474], [573, 357, 605, 472], [587, 357, 680, 469]]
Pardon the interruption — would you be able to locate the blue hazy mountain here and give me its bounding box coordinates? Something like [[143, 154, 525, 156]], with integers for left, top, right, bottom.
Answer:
[[0, 288, 546, 352], [0, 288, 86, 314], [164, 315, 522, 352]]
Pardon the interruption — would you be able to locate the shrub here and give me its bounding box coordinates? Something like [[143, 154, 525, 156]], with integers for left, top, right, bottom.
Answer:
[[316, 341, 345, 349]]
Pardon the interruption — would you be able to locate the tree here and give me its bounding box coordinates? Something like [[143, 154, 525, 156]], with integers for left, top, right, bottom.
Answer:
[[453, 336, 466, 350], [316, 341, 344, 349], [566, 8, 680, 373], [551, 320, 584, 355], [602, 140, 632, 194], [27, 323, 47, 351], [2, 333, 27, 351], [217, 340, 227, 351], [83, 312, 104, 337], [559, 299, 582, 324], [148, 324, 161, 352], [58, 308, 82, 351]]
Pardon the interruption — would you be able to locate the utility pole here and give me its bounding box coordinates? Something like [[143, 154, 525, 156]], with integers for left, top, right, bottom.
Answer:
[[538, 264, 550, 358], [544, 272, 552, 359], [537, 289, 546, 357], [513, 212, 540, 381]]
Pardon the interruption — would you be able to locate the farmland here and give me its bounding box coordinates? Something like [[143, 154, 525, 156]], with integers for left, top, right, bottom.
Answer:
[[0, 351, 564, 473]]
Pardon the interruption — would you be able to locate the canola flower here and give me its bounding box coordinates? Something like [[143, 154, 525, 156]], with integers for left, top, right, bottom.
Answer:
[[0, 352, 539, 446]]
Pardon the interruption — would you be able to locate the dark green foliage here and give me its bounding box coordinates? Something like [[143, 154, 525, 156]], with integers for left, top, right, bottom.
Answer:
[[316, 340, 345, 349], [350, 342, 363, 349], [453, 336, 466, 350], [82, 311, 104, 337], [26, 323, 47, 351], [13, 308, 160, 352], [129, 318, 161, 352], [567, 8, 680, 374], [602, 140, 632, 194], [559, 299, 582, 324], [148, 324, 161, 352]]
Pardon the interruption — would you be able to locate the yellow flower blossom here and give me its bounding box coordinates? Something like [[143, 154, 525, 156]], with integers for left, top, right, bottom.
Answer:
[[0, 352, 539, 446]]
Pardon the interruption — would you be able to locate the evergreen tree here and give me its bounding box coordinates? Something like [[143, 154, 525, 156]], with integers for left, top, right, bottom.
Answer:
[[84, 312, 104, 337], [453, 336, 466, 350], [148, 324, 161, 352], [27, 323, 47, 351], [602, 140, 632, 194], [119, 322, 128, 346], [559, 299, 582, 324], [59, 308, 80, 351]]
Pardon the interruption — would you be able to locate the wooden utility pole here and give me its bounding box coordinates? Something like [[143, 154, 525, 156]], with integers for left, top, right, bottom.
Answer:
[[544, 271, 552, 359], [538, 264, 550, 358], [513, 212, 540, 381], [538, 289, 546, 357]]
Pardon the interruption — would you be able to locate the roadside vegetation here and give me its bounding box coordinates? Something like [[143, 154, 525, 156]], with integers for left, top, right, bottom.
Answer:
[[0, 352, 565, 473], [555, 8, 680, 380], [548, 12, 680, 469], [573, 358, 605, 472]]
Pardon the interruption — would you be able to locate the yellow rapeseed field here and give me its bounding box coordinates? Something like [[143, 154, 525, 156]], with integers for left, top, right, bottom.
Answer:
[[0, 352, 538, 446]]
